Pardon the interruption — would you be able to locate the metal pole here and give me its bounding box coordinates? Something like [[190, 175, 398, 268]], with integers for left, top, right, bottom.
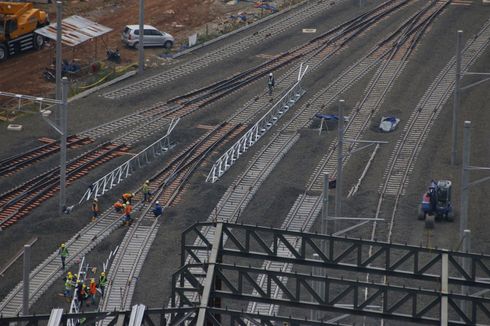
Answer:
[[59, 77, 68, 214], [55, 1, 62, 123], [311, 253, 319, 321], [335, 99, 344, 224], [22, 244, 31, 316], [138, 0, 144, 74], [451, 30, 463, 165], [460, 121, 471, 240], [440, 253, 448, 326], [322, 173, 329, 237], [461, 229, 471, 317]]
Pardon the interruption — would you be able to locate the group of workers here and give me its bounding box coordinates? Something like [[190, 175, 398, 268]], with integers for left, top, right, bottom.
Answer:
[[88, 180, 163, 226], [63, 270, 108, 306]]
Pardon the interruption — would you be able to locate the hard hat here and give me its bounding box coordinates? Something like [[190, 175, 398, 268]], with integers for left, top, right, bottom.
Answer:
[[156, 201, 159, 204], [90, 278, 95, 282], [132, 193, 135, 196], [77, 280, 81, 284], [101, 272, 106, 276], [68, 271, 72, 275], [269, 72, 273, 76], [94, 198, 98, 202], [61, 243, 65, 247], [145, 180, 149, 183], [126, 202, 130, 205], [82, 284, 86, 288]]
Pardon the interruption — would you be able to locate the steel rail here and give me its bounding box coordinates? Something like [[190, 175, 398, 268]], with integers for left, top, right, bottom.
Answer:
[[0, 143, 127, 229], [0, 136, 93, 178], [306, 1, 447, 191], [239, 3, 450, 320], [98, 124, 240, 324], [170, 0, 421, 310], [0, 0, 406, 183]]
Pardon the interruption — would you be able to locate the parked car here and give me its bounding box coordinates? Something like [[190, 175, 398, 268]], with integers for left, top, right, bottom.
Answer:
[[121, 25, 174, 49]]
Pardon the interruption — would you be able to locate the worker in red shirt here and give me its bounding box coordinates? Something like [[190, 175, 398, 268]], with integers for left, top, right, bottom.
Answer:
[[89, 278, 97, 305], [124, 202, 132, 225]]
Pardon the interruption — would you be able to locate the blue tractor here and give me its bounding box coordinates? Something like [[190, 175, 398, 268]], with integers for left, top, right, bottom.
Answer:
[[417, 180, 454, 228]]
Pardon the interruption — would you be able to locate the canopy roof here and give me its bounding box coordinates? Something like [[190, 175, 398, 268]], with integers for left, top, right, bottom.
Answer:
[[35, 15, 112, 47]]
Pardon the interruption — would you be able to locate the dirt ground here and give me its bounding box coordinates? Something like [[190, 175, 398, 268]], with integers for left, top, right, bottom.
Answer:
[[0, 0, 282, 97]]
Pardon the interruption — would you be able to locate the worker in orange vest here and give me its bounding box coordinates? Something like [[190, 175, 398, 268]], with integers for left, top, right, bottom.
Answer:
[[89, 278, 97, 305], [122, 193, 134, 204], [113, 200, 124, 213], [124, 202, 133, 225]]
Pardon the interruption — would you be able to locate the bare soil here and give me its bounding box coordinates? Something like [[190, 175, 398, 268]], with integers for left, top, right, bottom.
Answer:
[[0, 0, 274, 97]]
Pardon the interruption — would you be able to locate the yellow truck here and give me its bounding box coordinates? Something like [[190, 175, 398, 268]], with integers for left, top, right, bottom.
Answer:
[[0, 2, 49, 61]]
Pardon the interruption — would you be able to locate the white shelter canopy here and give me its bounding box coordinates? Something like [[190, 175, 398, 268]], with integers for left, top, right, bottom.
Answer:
[[35, 15, 112, 47]]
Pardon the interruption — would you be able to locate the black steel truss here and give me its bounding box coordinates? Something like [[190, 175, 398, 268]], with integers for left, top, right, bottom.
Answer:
[[181, 222, 490, 288], [172, 262, 490, 325], [173, 222, 490, 325]]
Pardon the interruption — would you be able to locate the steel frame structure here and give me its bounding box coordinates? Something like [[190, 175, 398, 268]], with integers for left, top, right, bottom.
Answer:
[[171, 222, 490, 325], [79, 118, 179, 203]]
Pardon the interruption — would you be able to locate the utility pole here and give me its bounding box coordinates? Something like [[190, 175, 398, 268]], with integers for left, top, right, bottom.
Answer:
[[59, 77, 69, 214], [335, 99, 344, 223], [460, 121, 470, 239], [55, 1, 62, 123], [138, 0, 144, 74], [451, 30, 462, 166]]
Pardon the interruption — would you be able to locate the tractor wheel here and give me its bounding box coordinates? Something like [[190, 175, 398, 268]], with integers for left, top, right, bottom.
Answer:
[[447, 209, 455, 222], [417, 204, 425, 220], [0, 44, 8, 61], [425, 214, 435, 229], [33, 34, 45, 49]]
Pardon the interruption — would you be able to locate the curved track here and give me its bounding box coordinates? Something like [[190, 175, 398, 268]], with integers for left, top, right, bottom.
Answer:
[[97, 123, 242, 323]]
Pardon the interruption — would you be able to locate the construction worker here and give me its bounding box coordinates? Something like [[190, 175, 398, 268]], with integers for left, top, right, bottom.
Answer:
[[422, 192, 431, 218], [75, 280, 83, 304], [152, 201, 163, 217], [142, 180, 151, 202], [267, 72, 275, 96], [114, 200, 124, 213], [63, 272, 74, 299], [89, 278, 97, 305], [91, 198, 99, 222], [59, 243, 69, 270], [99, 271, 108, 297], [124, 202, 132, 225], [122, 192, 134, 204], [79, 283, 88, 306]]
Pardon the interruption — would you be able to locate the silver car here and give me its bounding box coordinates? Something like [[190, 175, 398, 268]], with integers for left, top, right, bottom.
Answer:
[[121, 25, 174, 49]]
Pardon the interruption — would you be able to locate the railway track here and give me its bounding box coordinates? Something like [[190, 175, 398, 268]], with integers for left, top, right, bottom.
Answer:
[[97, 123, 242, 323], [101, 0, 347, 100], [0, 0, 407, 183], [0, 136, 93, 178], [168, 0, 426, 309], [0, 142, 128, 229], [0, 123, 240, 317], [372, 17, 490, 245], [307, 0, 450, 191]]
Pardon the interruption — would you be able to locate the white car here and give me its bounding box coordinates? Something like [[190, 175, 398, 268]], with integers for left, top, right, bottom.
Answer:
[[121, 25, 174, 49]]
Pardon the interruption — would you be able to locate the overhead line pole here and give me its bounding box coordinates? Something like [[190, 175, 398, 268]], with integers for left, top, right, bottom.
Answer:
[[451, 30, 462, 166], [138, 0, 144, 74], [335, 99, 344, 224], [56, 1, 62, 123]]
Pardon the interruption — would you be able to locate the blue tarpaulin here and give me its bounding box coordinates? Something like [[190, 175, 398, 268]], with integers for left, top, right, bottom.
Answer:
[[315, 113, 339, 120]]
